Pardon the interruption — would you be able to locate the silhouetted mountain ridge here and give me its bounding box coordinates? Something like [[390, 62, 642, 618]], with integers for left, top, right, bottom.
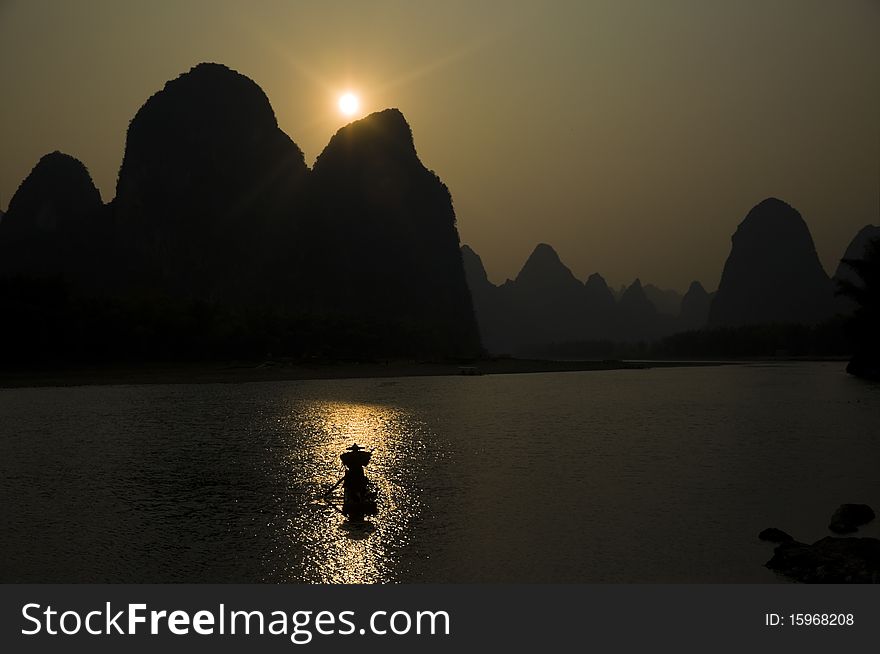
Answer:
[[463, 199, 844, 354], [515, 243, 580, 288], [461, 244, 701, 353], [0, 63, 480, 361], [0, 65, 862, 362]]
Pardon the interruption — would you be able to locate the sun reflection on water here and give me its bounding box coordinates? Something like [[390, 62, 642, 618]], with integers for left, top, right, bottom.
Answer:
[[276, 401, 422, 583]]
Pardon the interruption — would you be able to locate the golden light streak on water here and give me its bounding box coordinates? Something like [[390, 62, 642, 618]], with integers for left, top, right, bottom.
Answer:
[[283, 401, 420, 583]]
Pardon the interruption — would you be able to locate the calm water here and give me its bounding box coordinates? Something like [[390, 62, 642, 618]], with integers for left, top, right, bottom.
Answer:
[[1, 362, 877, 583]]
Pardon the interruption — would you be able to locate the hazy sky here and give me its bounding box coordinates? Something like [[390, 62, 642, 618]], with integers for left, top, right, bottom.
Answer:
[[1, 0, 877, 291]]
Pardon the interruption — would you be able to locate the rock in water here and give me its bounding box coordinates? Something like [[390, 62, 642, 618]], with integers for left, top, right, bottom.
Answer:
[[113, 62, 308, 303], [766, 536, 880, 583], [829, 504, 876, 534], [758, 527, 794, 543], [308, 109, 480, 357], [709, 198, 834, 327]]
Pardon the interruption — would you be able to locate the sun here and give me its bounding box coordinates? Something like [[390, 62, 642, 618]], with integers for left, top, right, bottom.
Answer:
[[338, 92, 360, 116]]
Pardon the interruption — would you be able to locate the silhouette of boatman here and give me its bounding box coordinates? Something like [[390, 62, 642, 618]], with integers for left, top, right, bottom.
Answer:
[[341, 443, 369, 500], [338, 443, 377, 519]]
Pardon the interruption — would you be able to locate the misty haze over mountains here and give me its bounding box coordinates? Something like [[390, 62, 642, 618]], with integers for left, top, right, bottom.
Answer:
[[0, 62, 876, 363], [463, 198, 876, 356]]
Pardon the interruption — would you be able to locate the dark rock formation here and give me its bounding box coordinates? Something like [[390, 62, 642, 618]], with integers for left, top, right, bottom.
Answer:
[[307, 109, 480, 357], [515, 244, 579, 292], [0, 151, 103, 280], [829, 504, 876, 534], [113, 62, 308, 304], [678, 280, 711, 331], [463, 243, 656, 353], [758, 527, 794, 543], [0, 64, 482, 361], [462, 243, 693, 353], [709, 198, 835, 327], [766, 536, 880, 583]]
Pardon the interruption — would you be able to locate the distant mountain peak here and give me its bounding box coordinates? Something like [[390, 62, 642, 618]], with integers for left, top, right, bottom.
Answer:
[[709, 197, 833, 326], [521, 243, 563, 271], [583, 272, 616, 316], [532, 242, 559, 257], [679, 279, 711, 329], [735, 197, 812, 243], [619, 278, 658, 321], [585, 272, 609, 288], [515, 243, 579, 287], [620, 278, 649, 303], [753, 196, 791, 211]]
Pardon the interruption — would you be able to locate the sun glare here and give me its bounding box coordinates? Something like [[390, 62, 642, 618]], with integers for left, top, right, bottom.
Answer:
[[338, 92, 360, 116]]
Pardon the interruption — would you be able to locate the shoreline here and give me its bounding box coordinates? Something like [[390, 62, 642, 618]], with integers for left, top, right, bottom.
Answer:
[[0, 358, 733, 389]]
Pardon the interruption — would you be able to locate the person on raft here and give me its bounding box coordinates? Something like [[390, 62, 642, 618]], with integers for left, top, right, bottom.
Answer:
[[341, 443, 372, 502]]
